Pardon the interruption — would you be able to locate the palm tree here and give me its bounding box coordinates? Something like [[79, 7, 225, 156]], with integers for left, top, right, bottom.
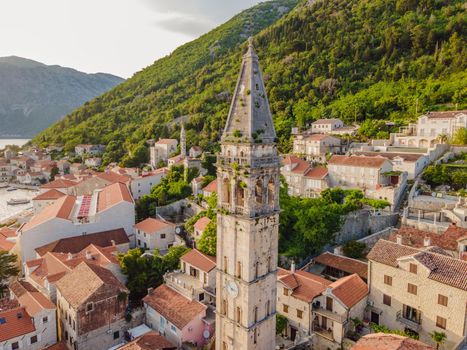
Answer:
[[430, 331, 446, 350], [437, 134, 449, 145]]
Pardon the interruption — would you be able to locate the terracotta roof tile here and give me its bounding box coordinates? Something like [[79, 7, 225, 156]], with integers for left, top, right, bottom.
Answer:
[[425, 110, 467, 119], [9, 280, 55, 316], [41, 178, 77, 189], [203, 179, 217, 194], [181, 249, 216, 272], [33, 189, 67, 201], [35, 228, 129, 256], [314, 252, 368, 279], [42, 342, 69, 350], [282, 155, 310, 174], [97, 182, 133, 212], [193, 217, 211, 232], [96, 171, 131, 184], [352, 333, 435, 350], [329, 274, 368, 308], [368, 240, 467, 291], [56, 261, 128, 308], [353, 152, 423, 163], [0, 307, 35, 341], [155, 139, 178, 145], [304, 166, 328, 179], [143, 285, 206, 329], [277, 268, 331, 302], [134, 218, 175, 234], [119, 331, 176, 350], [389, 225, 467, 252], [328, 155, 388, 168], [22, 195, 76, 231]]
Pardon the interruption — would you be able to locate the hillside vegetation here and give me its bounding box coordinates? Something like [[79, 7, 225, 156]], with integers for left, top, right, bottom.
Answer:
[[0, 56, 123, 137], [34, 0, 467, 165]]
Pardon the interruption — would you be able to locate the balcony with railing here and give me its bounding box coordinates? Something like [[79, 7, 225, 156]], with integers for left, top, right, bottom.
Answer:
[[313, 325, 334, 341], [396, 310, 422, 331], [312, 306, 347, 324]]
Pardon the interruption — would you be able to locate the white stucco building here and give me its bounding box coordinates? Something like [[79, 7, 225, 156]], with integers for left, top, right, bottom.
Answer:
[[133, 217, 176, 252]]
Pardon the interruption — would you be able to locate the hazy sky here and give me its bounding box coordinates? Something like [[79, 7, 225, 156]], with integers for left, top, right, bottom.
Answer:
[[0, 0, 263, 78]]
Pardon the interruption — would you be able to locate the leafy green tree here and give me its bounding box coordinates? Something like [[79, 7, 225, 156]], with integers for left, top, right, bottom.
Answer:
[[342, 240, 367, 259], [197, 221, 217, 256], [276, 314, 288, 335], [0, 251, 19, 297], [452, 128, 467, 145], [49, 167, 59, 181]]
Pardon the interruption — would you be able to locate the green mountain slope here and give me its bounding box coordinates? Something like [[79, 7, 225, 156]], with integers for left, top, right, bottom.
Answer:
[[34, 0, 466, 166], [0, 56, 123, 138]]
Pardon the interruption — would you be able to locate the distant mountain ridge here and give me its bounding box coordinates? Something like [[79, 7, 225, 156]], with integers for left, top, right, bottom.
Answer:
[[0, 56, 123, 137]]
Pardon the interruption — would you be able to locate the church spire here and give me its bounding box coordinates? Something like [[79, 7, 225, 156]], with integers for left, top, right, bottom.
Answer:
[[222, 38, 276, 144], [180, 123, 186, 158]]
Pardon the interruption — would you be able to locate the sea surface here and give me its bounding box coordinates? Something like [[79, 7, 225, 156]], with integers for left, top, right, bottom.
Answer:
[[0, 139, 30, 150], [0, 187, 38, 223]]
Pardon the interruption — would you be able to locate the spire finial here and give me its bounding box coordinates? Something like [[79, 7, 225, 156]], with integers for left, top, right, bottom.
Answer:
[[248, 36, 254, 48]]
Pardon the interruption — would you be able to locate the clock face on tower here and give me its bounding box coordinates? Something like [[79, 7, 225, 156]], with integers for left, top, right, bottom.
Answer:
[[225, 280, 239, 298]]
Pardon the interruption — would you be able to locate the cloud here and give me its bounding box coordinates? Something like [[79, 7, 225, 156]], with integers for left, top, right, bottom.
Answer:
[[142, 0, 262, 36]]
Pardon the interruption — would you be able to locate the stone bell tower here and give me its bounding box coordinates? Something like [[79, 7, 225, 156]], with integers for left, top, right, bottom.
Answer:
[[215, 38, 279, 350]]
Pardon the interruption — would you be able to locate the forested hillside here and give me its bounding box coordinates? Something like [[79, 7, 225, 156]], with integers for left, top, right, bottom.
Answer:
[[34, 0, 466, 166], [0, 56, 123, 137]]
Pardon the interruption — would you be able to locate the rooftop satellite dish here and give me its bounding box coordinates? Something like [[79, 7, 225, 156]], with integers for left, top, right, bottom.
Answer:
[[203, 330, 210, 339], [175, 227, 181, 234]]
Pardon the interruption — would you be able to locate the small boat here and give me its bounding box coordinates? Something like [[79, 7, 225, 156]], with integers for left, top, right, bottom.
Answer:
[[6, 187, 17, 192], [0, 183, 9, 189], [7, 198, 30, 205]]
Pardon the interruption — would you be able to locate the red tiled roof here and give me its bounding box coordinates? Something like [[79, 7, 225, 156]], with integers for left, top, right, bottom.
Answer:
[[353, 152, 423, 163], [352, 333, 435, 350], [0, 227, 16, 239], [0, 227, 15, 251], [277, 268, 331, 303], [425, 110, 467, 119], [329, 274, 368, 308], [119, 331, 176, 350], [182, 249, 216, 272], [389, 225, 467, 252], [282, 155, 310, 174], [304, 134, 333, 141], [203, 179, 217, 194], [0, 307, 35, 341], [314, 252, 368, 279], [143, 285, 206, 329], [368, 240, 467, 291], [134, 218, 175, 234], [304, 166, 328, 179], [42, 342, 69, 350], [41, 178, 77, 189], [22, 195, 76, 231], [96, 171, 131, 184], [35, 228, 129, 256], [56, 261, 128, 308], [9, 280, 55, 316], [97, 182, 133, 212], [328, 155, 388, 168], [33, 189, 67, 201], [194, 217, 211, 232], [156, 139, 177, 145]]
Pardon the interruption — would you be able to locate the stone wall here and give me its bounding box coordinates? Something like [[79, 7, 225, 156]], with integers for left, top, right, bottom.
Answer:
[[333, 210, 399, 244], [155, 199, 204, 223]]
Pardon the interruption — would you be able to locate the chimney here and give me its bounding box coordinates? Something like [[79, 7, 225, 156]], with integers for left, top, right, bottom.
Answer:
[[396, 234, 403, 245], [291, 261, 296, 273], [110, 239, 116, 246], [85, 251, 92, 260], [423, 236, 431, 247], [67, 253, 73, 260]]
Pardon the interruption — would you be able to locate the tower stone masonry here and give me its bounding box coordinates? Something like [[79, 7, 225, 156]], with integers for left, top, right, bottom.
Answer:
[[215, 38, 279, 350]]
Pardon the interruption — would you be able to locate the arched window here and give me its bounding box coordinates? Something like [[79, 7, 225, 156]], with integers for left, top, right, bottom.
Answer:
[[236, 182, 245, 207], [267, 178, 275, 206], [222, 178, 230, 204], [255, 179, 263, 204]]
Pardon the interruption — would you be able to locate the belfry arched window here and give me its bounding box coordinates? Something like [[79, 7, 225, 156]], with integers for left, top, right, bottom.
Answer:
[[255, 179, 263, 204], [222, 178, 230, 204]]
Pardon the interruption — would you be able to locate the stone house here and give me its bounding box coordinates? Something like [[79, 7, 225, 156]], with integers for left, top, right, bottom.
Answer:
[[130, 168, 168, 200], [191, 177, 204, 197], [327, 155, 407, 209], [392, 110, 467, 148], [165, 249, 217, 305], [1, 280, 57, 350], [193, 217, 211, 239], [84, 157, 102, 168], [32, 189, 67, 214], [56, 262, 129, 350], [150, 139, 178, 167], [18, 182, 134, 263], [293, 134, 342, 162], [74, 144, 106, 156], [143, 284, 212, 349], [352, 151, 429, 180], [277, 267, 368, 350], [133, 218, 176, 252], [311, 119, 344, 134], [202, 179, 217, 198], [39, 178, 79, 195], [306, 252, 368, 283], [367, 239, 467, 350], [281, 155, 329, 198], [0, 159, 12, 181], [189, 146, 203, 159]]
